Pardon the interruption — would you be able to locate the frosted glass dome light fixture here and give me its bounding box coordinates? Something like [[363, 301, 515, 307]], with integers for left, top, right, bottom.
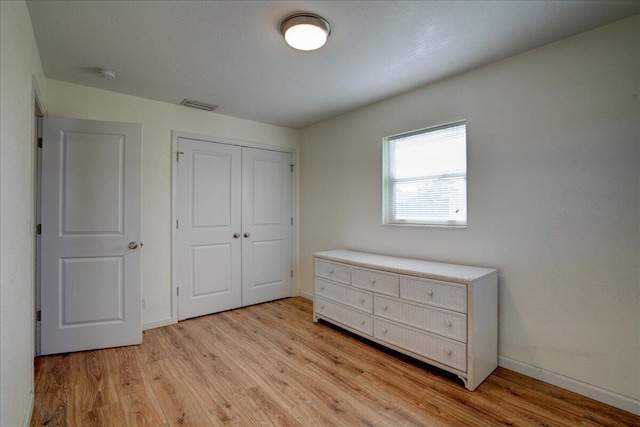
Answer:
[[280, 13, 331, 51]]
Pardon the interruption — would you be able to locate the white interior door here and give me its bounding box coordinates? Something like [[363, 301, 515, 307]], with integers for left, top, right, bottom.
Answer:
[[176, 138, 242, 320], [40, 117, 142, 355], [241, 148, 293, 306]]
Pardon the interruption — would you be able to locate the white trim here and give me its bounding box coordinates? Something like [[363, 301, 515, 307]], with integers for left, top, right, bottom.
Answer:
[[23, 391, 34, 427], [172, 130, 296, 155], [142, 317, 175, 331], [498, 356, 640, 416], [170, 131, 298, 323], [171, 135, 179, 322], [297, 290, 313, 301], [32, 75, 46, 359]]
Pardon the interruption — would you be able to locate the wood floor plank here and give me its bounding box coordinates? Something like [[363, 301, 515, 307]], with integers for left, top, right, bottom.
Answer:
[[32, 297, 640, 427], [141, 358, 212, 426], [103, 346, 166, 427], [78, 402, 128, 427], [31, 354, 75, 426], [70, 350, 120, 412], [134, 328, 171, 364]]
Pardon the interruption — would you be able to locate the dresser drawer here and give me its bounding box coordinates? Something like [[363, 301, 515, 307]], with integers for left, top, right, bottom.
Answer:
[[352, 267, 399, 297], [374, 318, 467, 372], [400, 276, 467, 313], [315, 278, 373, 313], [374, 295, 466, 342], [315, 259, 350, 285], [315, 296, 373, 336]]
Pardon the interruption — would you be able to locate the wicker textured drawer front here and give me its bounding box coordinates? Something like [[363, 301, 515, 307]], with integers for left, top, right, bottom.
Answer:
[[374, 318, 467, 371], [315, 278, 373, 313], [315, 260, 350, 285], [352, 267, 399, 297], [400, 276, 467, 313], [315, 296, 373, 336], [374, 295, 467, 342]]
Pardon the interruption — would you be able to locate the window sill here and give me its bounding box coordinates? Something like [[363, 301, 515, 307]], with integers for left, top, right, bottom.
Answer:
[[382, 222, 467, 229]]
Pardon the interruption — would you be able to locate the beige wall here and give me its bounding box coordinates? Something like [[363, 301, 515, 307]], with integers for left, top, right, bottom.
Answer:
[[300, 16, 639, 400], [0, 1, 48, 425], [45, 80, 300, 326]]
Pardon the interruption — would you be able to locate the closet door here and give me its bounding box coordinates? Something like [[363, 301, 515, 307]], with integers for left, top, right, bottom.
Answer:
[[176, 138, 242, 320], [241, 148, 293, 306]]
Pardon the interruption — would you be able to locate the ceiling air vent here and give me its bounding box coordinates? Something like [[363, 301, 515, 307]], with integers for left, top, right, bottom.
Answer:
[[180, 99, 218, 112]]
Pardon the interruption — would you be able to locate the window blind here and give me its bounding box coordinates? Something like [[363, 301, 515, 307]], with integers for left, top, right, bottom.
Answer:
[[385, 121, 467, 226]]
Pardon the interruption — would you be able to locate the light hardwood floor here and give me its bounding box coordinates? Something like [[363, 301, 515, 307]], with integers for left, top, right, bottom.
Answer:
[[32, 297, 638, 426]]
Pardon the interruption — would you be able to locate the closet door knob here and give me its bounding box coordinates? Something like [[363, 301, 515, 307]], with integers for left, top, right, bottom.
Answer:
[[233, 233, 241, 238], [244, 232, 251, 238], [445, 320, 452, 327]]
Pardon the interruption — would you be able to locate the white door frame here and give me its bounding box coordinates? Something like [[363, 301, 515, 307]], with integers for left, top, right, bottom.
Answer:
[[33, 75, 47, 356], [171, 131, 297, 323]]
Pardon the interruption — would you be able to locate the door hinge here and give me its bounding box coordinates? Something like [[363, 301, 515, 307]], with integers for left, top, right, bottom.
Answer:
[[177, 151, 184, 162], [177, 287, 180, 296], [36, 310, 41, 321], [37, 224, 41, 235], [291, 164, 294, 173], [291, 270, 293, 278], [176, 219, 179, 229], [37, 137, 43, 148], [291, 217, 293, 226]]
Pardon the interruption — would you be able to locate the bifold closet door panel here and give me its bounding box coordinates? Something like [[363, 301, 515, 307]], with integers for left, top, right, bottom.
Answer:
[[176, 138, 242, 320], [241, 147, 294, 306]]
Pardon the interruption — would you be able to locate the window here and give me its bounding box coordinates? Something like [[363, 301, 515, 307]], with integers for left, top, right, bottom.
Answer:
[[383, 121, 467, 227]]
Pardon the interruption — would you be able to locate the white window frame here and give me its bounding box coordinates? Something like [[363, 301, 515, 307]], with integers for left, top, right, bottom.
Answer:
[[382, 120, 467, 227]]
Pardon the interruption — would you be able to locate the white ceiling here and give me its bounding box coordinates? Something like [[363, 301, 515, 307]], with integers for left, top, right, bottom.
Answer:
[[26, 1, 640, 129]]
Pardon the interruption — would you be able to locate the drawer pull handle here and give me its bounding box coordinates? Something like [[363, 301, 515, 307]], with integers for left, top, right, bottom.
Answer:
[[319, 285, 325, 290], [319, 304, 325, 309], [425, 289, 434, 297], [445, 349, 452, 357], [329, 269, 334, 274], [359, 297, 365, 303], [382, 304, 388, 311], [369, 278, 376, 284], [382, 327, 388, 334], [360, 319, 365, 325], [445, 320, 452, 327]]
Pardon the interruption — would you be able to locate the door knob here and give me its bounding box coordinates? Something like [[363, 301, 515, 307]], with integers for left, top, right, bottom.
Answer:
[[233, 233, 241, 238], [128, 242, 138, 250], [244, 232, 251, 238]]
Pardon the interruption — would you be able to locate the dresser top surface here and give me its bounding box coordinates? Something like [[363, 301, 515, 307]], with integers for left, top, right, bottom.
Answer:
[[314, 249, 496, 284]]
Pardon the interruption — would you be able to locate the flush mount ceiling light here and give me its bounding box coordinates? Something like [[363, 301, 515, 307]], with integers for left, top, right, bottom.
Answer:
[[280, 13, 331, 51], [96, 67, 117, 80]]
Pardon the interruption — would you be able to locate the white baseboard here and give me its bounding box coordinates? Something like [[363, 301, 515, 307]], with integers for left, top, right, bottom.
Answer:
[[498, 356, 639, 416], [142, 317, 174, 331], [297, 290, 313, 301], [23, 391, 34, 427]]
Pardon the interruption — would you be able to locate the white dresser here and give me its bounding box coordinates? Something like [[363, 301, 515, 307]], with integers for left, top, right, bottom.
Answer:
[[313, 249, 498, 391]]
